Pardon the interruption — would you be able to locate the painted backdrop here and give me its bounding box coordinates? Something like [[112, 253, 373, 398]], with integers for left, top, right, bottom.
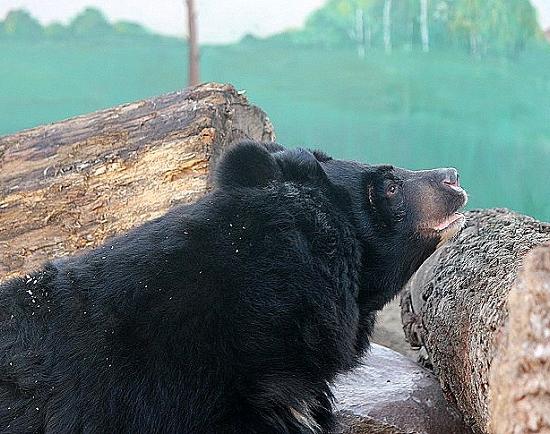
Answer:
[[1, 0, 549, 220]]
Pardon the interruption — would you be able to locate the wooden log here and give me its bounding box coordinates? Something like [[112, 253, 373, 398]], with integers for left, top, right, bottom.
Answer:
[[401, 209, 550, 433], [0, 83, 274, 282], [489, 244, 550, 434]]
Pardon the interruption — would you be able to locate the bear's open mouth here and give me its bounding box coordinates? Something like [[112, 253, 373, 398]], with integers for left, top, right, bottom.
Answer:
[[432, 212, 465, 232], [429, 212, 466, 247], [419, 209, 466, 244]]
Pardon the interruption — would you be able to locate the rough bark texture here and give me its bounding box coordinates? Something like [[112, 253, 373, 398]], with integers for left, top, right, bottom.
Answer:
[[401, 209, 550, 433], [0, 83, 274, 282], [333, 344, 472, 434], [489, 244, 550, 434]]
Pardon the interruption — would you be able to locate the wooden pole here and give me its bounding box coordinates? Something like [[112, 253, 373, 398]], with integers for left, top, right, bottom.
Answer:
[[186, 0, 200, 86]]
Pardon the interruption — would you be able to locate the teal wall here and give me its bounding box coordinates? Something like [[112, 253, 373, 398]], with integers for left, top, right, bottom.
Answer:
[[1, 4, 549, 221]]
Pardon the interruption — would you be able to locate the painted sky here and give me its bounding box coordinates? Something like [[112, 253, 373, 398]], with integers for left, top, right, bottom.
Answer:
[[1, 0, 549, 43], [0, 0, 326, 43]]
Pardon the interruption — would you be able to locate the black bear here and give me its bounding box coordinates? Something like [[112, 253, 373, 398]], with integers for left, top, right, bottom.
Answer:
[[0, 141, 467, 433]]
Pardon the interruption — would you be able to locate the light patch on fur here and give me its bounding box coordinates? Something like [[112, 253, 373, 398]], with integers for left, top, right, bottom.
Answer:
[[436, 215, 466, 248], [289, 402, 322, 433]]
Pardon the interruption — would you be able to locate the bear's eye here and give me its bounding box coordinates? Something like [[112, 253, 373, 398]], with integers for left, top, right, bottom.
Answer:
[[386, 184, 398, 197]]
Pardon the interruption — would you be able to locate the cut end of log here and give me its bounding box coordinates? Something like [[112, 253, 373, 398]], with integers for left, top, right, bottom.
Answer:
[[523, 243, 550, 274], [489, 243, 550, 434]]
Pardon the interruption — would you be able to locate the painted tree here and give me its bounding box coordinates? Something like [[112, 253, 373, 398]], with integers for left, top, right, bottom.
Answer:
[[70, 7, 113, 37], [303, 0, 378, 56], [185, 0, 200, 86], [390, 0, 420, 51], [430, 0, 453, 49], [451, 0, 539, 57], [355, 7, 366, 57], [1, 9, 42, 39], [420, 0, 429, 52], [353, 0, 378, 57], [292, 0, 538, 56], [488, 0, 539, 54], [383, 0, 393, 53], [301, 0, 353, 48]]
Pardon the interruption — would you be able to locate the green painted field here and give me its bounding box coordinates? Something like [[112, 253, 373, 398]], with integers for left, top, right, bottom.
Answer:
[[1, 38, 549, 220]]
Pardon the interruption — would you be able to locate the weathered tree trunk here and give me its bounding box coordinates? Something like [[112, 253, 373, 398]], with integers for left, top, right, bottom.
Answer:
[[0, 83, 274, 282], [401, 209, 550, 433]]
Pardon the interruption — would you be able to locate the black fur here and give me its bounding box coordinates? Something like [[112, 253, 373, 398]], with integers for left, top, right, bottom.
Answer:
[[0, 142, 466, 433]]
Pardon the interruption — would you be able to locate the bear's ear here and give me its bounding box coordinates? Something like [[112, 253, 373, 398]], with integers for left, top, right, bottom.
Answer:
[[274, 148, 329, 185], [215, 141, 282, 189]]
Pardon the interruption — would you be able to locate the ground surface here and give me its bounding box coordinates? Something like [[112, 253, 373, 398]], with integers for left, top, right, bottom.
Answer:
[[372, 299, 418, 359]]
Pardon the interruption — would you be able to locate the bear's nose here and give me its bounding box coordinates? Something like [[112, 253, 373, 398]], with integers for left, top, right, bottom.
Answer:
[[439, 168, 460, 188]]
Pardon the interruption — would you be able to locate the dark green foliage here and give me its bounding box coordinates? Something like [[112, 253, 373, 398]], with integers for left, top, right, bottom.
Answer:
[[44, 22, 69, 39], [0, 7, 152, 41], [69, 7, 113, 37], [1, 9, 42, 39], [113, 21, 149, 36]]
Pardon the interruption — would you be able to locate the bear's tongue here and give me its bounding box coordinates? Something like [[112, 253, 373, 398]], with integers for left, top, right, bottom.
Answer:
[[433, 213, 463, 231]]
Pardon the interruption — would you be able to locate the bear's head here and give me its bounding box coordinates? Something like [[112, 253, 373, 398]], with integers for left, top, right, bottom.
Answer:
[[216, 141, 467, 288], [320, 153, 468, 285]]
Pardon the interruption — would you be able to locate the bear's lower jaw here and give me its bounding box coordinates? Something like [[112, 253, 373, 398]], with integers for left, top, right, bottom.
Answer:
[[432, 212, 465, 231], [417, 212, 466, 248], [435, 213, 466, 248]]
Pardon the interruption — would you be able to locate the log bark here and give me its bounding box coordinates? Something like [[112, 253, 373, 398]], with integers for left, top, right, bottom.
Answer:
[[0, 83, 274, 282], [401, 209, 550, 433]]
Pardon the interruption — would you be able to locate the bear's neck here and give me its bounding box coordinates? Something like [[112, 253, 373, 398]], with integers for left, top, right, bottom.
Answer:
[[358, 238, 435, 312]]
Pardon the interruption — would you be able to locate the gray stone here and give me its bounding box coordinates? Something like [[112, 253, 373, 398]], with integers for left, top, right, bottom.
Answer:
[[333, 344, 472, 434]]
